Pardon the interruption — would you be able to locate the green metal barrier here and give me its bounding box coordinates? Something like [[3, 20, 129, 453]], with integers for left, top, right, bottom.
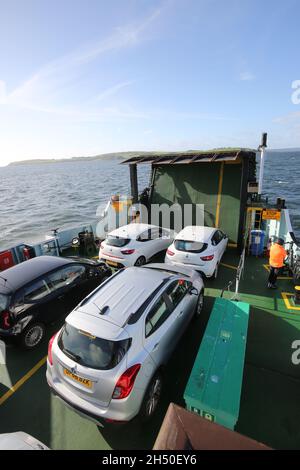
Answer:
[[184, 297, 250, 430]]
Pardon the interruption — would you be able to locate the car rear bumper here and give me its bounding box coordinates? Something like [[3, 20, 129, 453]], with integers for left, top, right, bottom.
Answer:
[[47, 368, 144, 425], [49, 383, 107, 427], [99, 252, 137, 268], [164, 256, 215, 277], [0, 327, 20, 339], [99, 257, 125, 269]]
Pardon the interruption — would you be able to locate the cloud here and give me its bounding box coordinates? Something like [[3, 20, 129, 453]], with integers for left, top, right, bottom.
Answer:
[[4, 6, 164, 115], [273, 111, 300, 124], [95, 81, 134, 102], [239, 71, 255, 81]]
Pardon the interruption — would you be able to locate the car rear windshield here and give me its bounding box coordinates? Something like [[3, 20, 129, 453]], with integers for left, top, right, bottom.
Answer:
[[58, 323, 131, 370], [174, 240, 208, 253], [106, 236, 130, 247], [0, 294, 9, 313]]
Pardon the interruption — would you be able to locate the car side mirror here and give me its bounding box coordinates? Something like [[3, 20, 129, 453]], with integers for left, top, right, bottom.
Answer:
[[189, 287, 199, 296]]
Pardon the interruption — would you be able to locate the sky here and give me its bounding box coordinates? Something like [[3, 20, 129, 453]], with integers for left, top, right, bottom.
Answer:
[[0, 0, 300, 165]]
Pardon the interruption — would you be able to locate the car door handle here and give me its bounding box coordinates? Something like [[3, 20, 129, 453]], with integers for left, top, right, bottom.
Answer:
[[57, 295, 64, 300], [152, 342, 159, 351], [177, 310, 184, 318]]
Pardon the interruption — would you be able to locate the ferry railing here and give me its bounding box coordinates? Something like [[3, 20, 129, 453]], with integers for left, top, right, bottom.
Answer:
[[284, 240, 300, 283], [220, 247, 246, 301]]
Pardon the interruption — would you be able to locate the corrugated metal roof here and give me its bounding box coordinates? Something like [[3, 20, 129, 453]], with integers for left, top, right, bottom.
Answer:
[[121, 148, 256, 165]]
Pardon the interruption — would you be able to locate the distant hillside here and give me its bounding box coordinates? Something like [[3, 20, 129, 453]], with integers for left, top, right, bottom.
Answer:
[[7, 151, 149, 166], [7, 147, 300, 167], [268, 148, 300, 153]]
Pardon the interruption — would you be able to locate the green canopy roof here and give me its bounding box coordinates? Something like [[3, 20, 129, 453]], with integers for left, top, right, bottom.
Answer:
[[121, 148, 257, 165]]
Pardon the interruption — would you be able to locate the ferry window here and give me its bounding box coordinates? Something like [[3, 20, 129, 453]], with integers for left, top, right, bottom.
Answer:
[[106, 236, 130, 247], [24, 279, 51, 302], [174, 240, 208, 253], [145, 296, 171, 337], [48, 265, 86, 291], [166, 280, 191, 308]]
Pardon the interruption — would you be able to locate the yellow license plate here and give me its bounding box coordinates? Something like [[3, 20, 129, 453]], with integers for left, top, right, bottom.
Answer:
[[64, 368, 92, 389], [106, 260, 118, 267]]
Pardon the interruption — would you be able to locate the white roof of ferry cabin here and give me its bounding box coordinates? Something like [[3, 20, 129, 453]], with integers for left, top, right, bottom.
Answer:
[[108, 223, 159, 239], [175, 226, 216, 242]]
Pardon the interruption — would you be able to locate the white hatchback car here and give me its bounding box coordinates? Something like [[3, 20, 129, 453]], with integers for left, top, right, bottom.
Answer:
[[165, 226, 228, 278], [99, 223, 175, 268], [46, 264, 204, 426]]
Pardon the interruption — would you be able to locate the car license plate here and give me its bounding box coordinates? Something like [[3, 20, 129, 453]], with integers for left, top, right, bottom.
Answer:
[[106, 260, 118, 267], [64, 368, 92, 389]]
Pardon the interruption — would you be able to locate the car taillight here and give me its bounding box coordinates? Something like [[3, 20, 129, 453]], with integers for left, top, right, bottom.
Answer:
[[2, 311, 11, 329], [201, 255, 214, 261], [120, 249, 135, 255], [112, 364, 141, 399], [167, 249, 175, 256], [48, 333, 57, 366]]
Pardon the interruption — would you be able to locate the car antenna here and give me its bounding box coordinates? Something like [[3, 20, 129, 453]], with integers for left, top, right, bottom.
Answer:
[[99, 305, 109, 315]]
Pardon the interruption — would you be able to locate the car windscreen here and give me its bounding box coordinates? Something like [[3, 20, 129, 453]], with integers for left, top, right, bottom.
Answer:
[[0, 294, 9, 312], [105, 236, 130, 247], [174, 240, 208, 253], [58, 323, 131, 370]]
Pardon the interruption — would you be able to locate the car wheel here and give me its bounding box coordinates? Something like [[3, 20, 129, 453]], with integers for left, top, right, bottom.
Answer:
[[213, 262, 219, 279], [21, 322, 46, 349], [134, 256, 146, 267], [139, 372, 163, 422], [194, 289, 204, 318]]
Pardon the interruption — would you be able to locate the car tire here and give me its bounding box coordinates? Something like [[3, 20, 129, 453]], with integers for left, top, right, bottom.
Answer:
[[20, 322, 46, 349], [134, 256, 146, 267], [213, 262, 219, 279], [139, 372, 163, 422], [194, 289, 204, 318]]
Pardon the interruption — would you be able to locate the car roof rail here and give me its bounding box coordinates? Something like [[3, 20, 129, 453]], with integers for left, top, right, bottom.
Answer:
[[75, 269, 124, 309], [124, 278, 170, 327]]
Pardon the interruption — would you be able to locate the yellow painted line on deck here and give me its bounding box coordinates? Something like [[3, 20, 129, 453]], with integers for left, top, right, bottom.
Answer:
[[220, 262, 238, 270], [263, 263, 293, 280], [215, 162, 224, 228], [227, 243, 238, 248], [0, 356, 47, 406], [281, 292, 300, 311]]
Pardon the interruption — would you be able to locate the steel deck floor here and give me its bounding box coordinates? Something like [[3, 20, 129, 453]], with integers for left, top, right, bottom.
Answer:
[[0, 250, 299, 449]]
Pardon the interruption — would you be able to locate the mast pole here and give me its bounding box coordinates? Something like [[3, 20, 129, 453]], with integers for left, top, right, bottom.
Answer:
[[258, 132, 267, 196]]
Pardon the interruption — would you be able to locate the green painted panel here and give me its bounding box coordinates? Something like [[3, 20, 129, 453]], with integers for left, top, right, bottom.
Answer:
[[184, 298, 250, 430], [151, 164, 220, 227], [219, 164, 242, 243], [150, 163, 242, 243]]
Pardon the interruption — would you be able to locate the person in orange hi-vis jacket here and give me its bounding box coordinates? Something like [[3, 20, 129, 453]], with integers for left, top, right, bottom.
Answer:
[[267, 237, 287, 289]]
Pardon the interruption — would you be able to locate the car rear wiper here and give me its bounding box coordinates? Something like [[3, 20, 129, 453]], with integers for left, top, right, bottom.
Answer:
[[63, 348, 82, 363]]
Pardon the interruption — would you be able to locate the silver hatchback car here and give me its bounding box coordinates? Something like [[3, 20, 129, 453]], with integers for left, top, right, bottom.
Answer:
[[46, 263, 204, 425]]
